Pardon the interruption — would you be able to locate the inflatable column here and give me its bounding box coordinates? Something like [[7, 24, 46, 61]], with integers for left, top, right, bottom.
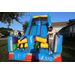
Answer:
[[48, 14, 53, 30], [37, 20, 41, 36], [54, 35, 63, 54], [25, 16, 33, 36]]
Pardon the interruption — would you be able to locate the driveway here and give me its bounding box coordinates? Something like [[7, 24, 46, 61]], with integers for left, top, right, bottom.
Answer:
[[0, 38, 7, 40]]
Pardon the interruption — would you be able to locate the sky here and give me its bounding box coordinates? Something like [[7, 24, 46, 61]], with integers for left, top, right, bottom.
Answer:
[[0, 12, 75, 31]]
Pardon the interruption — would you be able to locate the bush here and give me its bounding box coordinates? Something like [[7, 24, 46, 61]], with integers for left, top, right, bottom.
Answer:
[[0, 30, 9, 37]]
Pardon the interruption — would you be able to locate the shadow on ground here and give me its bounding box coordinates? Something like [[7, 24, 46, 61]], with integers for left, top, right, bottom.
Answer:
[[62, 38, 75, 62]]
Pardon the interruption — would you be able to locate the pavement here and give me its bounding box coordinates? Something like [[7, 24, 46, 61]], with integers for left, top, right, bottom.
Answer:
[[0, 38, 7, 40]]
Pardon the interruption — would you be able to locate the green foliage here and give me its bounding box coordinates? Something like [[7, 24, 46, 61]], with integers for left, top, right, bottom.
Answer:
[[0, 27, 13, 31], [0, 12, 25, 28], [0, 12, 30, 33], [0, 27, 13, 36], [22, 21, 29, 33], [0, 30, 9, 36], [0, 12, 25, 23]]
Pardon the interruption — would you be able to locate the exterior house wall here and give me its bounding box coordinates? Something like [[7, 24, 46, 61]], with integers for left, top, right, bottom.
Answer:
[[10, 32, 14, 36], [72, 25, 74, 37], [63, 26, 71, 37], [14, 30, 18, 36], [72, 24, 75, 37], [57, 27, 67, 36], [68, 27, 70, 37], [21, 32, 24, 35], [70, 26, 72, 37], [53, 27, 63, 32], [53, 19, 75, 37], [62, 24, 75, 37], [9, 30, 24, 36], [8, 20, 75, 37], [52, 21, 69, 36]]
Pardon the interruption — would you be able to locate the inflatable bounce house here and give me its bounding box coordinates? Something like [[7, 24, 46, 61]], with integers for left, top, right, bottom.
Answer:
[[7, 14, 63, 62]]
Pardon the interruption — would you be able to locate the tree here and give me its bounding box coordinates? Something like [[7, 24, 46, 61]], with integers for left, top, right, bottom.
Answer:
[[22, 21, 29, 33], [0, 27, 13, 31], [0, 12, 25, 23], [0, 30, 9, 36], [0, 27, 13, 36], [0, 12, 25, 28]]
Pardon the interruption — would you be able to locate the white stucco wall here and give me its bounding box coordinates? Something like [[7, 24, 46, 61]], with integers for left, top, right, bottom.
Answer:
[[10, 32, 14, 36], [9, 30, 24, 36], [53, 26, 64, 32], [21, 32, 24, 35], [14, 30, 18, 36]]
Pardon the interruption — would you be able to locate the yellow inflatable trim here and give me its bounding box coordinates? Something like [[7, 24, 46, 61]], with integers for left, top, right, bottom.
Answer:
[[17, 43, 28, 48], [36, 37, 47, 43], [18, 38, 27, 44], [33, 15, 48, 18], [40, 43, 48, 48]]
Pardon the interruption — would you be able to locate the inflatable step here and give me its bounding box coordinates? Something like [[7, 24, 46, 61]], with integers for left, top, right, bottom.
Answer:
[[12, 50, 28, 59], [18, 38, 27, 44], [36, 53, 55, 61], [40, 43, 48, 48], [17, 43, 28, 48], [36, 36, 47, 43]]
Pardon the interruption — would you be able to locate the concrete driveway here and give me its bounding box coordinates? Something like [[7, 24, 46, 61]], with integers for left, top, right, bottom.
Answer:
[[0, 38, 7, 40]]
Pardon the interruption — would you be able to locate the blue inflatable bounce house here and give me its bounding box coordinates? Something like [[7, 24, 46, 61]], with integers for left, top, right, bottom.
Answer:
[[7, 14, 63, 62]]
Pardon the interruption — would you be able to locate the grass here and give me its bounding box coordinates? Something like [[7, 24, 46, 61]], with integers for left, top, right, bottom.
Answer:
[[0, 40, 21, 62], [62, 38, 75, 62], [0, 38, 75, 62]]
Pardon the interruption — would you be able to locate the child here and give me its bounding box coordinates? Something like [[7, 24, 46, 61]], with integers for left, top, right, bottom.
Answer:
[[16, 32, 25, 50], [45, 26, 60, 55]]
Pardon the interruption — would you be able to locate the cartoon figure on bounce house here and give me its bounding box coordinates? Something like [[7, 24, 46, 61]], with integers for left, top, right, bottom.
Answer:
[[8, 14, 63, 62]]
